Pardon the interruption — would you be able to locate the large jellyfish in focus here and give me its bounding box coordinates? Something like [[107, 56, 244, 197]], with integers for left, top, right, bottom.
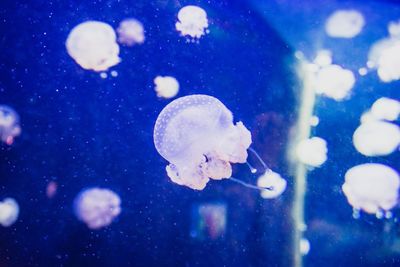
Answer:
[[154, 76, 180, 99], [296, 137, 328, 167], [74, 187, 121, 229], [353, 121, 400, 156], [0, 105, 21, 145], [361, 97, 400, 123], [153, 95, 252, 190], [176, 5, 209, 39], [0, 198, 19, 227], [66, 21, 121, 72], [117, 18, 145, 46], [325, 10, 365, 38], [342, 163, 400, 215]]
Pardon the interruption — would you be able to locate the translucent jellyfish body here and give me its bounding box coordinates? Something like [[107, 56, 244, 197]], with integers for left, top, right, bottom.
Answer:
[[296, 137, 328, 167], [74, 188, 121, 229], [342, 163, 400, 214], [154, 95, 251, 190], [368, 37, 400, 82], [117, 19, 145, 46], [353, 121, 400, 156], [175, 5, 209, 39], [154, 76, 180, 99], [66, 21, 121, 72], [325, 10, 365, 38], [0, 105, 21, 145], [257, 170, 287, 199], [0, 198, 19, 227], [314, 64, 355, 100]]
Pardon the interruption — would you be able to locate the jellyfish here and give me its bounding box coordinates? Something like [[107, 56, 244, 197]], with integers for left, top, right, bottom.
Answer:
[[153, 94, 279, 191], [0, 198, 19, 227], [154, 76, 180, 99], [342, 163, 400, 215], [325, 10, 365, 38], [0, 105, 21, 145], [296, 137, 328, 167], [175, 5, 209, 39], [117, 18, 145, 46], [74, 187, 121, 229], [368, 36, 400, 82], [314, 64, 355, 100], [257, 170, 287, 199], [362, 97, 400, 122], [353, 121, 400, 156], [313, 50, 332, 67], [66, 21, 121, 72]]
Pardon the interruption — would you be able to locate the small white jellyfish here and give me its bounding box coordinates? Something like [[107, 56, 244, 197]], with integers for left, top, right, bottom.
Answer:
[[0, 105, 21, 145], [314, 64, 355, 100], [74, 187, 121, 229], [353, 121, 400, 156], [296, 137, 328, 167], [66, 21, 121, 72], [300, 238, 311, 256], [388, 20, 400, 38], [358, 67, 368, 76], [368, 37, 400, 82], [154, 95, 251, 190], [176, 5, 209, 39], [257, 170, 287, 199], [370, 97, 400, 122], [0, 198, 19, 227], [342, 163, 400, 214], [325, 10, 365, 38], [154, 76, 180, 99], [117, 18, 145, 46], [314, 50, 332, 67]]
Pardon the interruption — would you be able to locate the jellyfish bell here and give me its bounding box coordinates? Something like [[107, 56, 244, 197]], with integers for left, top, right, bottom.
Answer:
[[368, 37, 400, 82], [74, 187, 121, 229], [353, 121, 400, 156], [117, 18, 145, 46], [0, 198, 19, 227], [154, 94, 251, 190], [175, 5, 209, 39], [154, 76, 180, 99], [257, 170, 287, 199], [66, 21, 121, 72], [296, 137, 328, 167], [0, 105, 21, 145], [325, 10, 365, 38], [342, 163, 400, 215], [314, 64, 355, 100], [370, 97, 400, 122]]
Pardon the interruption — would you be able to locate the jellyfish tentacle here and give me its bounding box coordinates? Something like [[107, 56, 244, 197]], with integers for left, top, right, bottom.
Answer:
[[248, 147, 269, 172], [230, 177, 273, 191]]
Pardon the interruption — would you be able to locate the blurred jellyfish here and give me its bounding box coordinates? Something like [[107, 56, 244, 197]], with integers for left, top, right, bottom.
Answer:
[[368, 36, 400, 82], [314, 64, 355, 100], [388, 20, 400, 38], [154, 95, 252, 190], [66, 21, 120, 72], [369, 97, 400, 122], [257, 170, 287, 199], [0, 198, 19, 227], [0, 105, 21, 145], [117, 18, 145, 46], [154, 76, 180, 99], [353, 121, 400, 156], [300, 238, 310, 256], [342, 163, 400, 214], [176, 5, 209, 39], [325, 10, 365, 38], [314, 50, 332, 67], [74, 187, 121, 229], [46, 181, 58, 199], [296, 137, 328, 167]]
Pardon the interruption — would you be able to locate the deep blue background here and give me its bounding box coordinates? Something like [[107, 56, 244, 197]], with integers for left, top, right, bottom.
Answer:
[[0, 0, 399, 267]]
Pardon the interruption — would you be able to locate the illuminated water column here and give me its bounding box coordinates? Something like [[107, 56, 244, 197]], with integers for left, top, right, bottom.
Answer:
[[290, 59, 316, 267]]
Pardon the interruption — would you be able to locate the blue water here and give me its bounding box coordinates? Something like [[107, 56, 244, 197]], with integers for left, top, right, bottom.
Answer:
[[0, 0, 399, 267]]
